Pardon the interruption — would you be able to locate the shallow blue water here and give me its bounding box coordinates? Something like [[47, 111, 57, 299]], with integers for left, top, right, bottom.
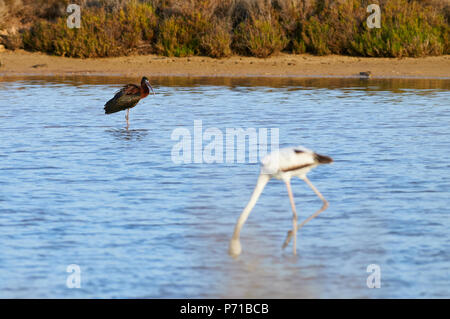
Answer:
[[0, 76, 449, 298]]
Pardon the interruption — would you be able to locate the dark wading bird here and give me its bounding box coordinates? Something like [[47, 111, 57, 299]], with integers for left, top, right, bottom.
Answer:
[[104, 77, 155, 128]]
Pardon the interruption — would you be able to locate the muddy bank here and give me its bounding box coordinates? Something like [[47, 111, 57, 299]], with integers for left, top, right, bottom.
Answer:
[[0, 50, 449, 79]]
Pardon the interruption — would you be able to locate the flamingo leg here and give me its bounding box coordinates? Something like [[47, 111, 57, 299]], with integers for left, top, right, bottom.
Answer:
[[284, 179, 298, 255], [125, 109, 129, 129], [282, 177, 329, 249], [299, 177, 329, 228]]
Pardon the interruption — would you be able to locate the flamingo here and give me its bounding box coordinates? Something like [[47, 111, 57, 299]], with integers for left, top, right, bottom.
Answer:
[[104, 76, 155, 129], [229, 146, 333, 257]]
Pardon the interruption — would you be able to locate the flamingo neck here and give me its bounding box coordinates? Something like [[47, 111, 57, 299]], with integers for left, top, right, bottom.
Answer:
[[231, 174, 270, 240]]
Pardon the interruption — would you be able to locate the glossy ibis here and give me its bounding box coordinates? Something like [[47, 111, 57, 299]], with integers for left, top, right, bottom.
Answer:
[[229, 146, 333, 257], [104, 76, 155, 128]]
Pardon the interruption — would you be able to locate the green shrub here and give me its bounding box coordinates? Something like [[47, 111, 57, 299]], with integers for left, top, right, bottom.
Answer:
[[23, 1, 157, 58], [233, 18, 288, 58], [10, 0, 450, 58], [199, 19, 232, 58], [155, 15, 199, 57], [291, 0, 363, 55], [155, 2, 233, 58], [118, 2, 157, 52], [350, 0, 447, 57], [300, 16, 331, 55]]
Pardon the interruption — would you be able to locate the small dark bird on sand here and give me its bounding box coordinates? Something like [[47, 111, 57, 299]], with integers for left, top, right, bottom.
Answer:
[[359, 71, 372, 78], [104, 76, 155, 128]]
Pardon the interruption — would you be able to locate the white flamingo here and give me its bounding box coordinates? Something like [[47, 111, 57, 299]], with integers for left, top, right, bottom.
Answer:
[[229, 146, 333, 257]]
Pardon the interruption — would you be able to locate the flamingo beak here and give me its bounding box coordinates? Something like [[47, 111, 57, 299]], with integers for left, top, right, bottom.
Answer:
[[146, 80, 155, 95]]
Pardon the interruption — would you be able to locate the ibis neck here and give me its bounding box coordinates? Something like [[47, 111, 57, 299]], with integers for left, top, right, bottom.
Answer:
[[141, 82, 150, 98]]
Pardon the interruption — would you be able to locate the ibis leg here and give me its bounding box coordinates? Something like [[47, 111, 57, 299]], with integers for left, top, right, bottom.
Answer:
[[125, 109, 129, 129]]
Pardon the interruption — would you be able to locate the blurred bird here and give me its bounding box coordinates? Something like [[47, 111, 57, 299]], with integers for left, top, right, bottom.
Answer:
[[359, 71, 372, 78], [229, 146, 333, 257], [104, 76, 155, 129]]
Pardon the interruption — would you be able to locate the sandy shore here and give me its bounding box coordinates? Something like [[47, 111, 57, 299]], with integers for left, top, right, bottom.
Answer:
[[0, 50, 449, 78]]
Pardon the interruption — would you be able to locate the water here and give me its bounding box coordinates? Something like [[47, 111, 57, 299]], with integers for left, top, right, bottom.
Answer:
[[0, 76, 449, 298]]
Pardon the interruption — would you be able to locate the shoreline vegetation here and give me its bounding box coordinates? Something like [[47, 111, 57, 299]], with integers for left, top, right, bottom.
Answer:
[[0, 0, 448, 60]]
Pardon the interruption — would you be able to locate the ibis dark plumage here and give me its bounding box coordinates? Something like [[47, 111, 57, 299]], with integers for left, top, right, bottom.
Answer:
[[104, 76, 155, 128]]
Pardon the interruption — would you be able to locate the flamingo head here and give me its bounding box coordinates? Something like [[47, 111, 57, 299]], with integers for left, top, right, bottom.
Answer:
[[229, 238, 242, 258]]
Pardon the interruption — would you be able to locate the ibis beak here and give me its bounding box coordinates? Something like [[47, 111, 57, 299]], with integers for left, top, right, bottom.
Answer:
[[146, 80, 155, 95]]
